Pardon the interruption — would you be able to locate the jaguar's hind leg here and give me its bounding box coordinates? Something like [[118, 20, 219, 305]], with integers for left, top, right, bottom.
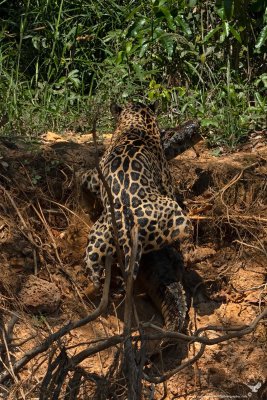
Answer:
[[141, 196, 192, 253], [81, 168, 100, 196], [85, 214, 115, 289], [168, 201, 192, 242]]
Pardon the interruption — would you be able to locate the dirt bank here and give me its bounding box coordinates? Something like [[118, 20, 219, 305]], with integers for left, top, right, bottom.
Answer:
[[0, 131, 266, 399]]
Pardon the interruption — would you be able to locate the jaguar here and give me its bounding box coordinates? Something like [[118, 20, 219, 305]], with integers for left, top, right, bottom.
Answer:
[[82, 102, 193, 289]]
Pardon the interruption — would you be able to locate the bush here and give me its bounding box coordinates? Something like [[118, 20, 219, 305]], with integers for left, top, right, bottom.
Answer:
[[0, 0, 266, 146]]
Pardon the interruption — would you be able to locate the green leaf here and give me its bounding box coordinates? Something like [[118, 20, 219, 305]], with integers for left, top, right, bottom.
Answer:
[[201, 119, 219, 127], [175, 15, 191, 35], [152, 26, 164, 40], [115, 51, 124, 64], [148, 90, 156, 101], [58, 77, 66, 85], [255, 73, 267, 88], [130, 18, 147, 38], [176, 86, 186, 96], [149, 80, 157, 89], [68, 69, 79, 78], [205, 46, 215, 56], [223, 0, 233, 20], [69, 77, 80, 88], [212, 148, 222, 157], [199, 53, 206, 64], [32, 36, 40, 50], [255, 25, 267, 50], [184, 60, 205, 83], [126, 5, 142, 21], [161, 88, 171, 100], [229, 25, 242, 43], [158, 0, 167, 6], [255, 92, 265, 108], [223, 21, 230, 37], [216, 7, 225, 20], [159, 5, 176, 31], [125, 41, 132, 54], [139, 42, 149, 57], [159, 33, 174, 57], [202, 25, 222, 43], [220, 30, 226, 43]]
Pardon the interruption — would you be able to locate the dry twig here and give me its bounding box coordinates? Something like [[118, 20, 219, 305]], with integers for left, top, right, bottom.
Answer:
[[122, 226, 142, 400]]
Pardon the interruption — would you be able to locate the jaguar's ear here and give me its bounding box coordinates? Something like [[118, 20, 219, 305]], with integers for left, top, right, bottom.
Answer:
[[148, 100, 160, 114], [110, 103, 122, 118]]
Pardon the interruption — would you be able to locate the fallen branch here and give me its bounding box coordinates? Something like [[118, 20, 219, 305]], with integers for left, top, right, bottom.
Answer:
[[139, 307, 266, 346], [189, 214, 267, 223], [58, 308, 267, 384], [122, 226, 141, 400], [141, 307, 267, 383]]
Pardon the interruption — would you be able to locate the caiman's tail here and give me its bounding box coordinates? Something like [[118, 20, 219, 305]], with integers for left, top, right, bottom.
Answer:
[[139, 246, 187, 333], [160, 281, 187, 332]]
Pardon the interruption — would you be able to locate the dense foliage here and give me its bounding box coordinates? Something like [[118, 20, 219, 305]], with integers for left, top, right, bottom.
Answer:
[[0, 0, 266, 146]]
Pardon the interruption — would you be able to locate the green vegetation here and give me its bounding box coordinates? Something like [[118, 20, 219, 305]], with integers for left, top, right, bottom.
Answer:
[[0, 0, 266, 146]]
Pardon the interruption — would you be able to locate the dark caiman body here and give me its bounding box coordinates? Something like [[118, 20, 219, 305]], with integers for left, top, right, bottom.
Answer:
[[161, 120, 201, 160]]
